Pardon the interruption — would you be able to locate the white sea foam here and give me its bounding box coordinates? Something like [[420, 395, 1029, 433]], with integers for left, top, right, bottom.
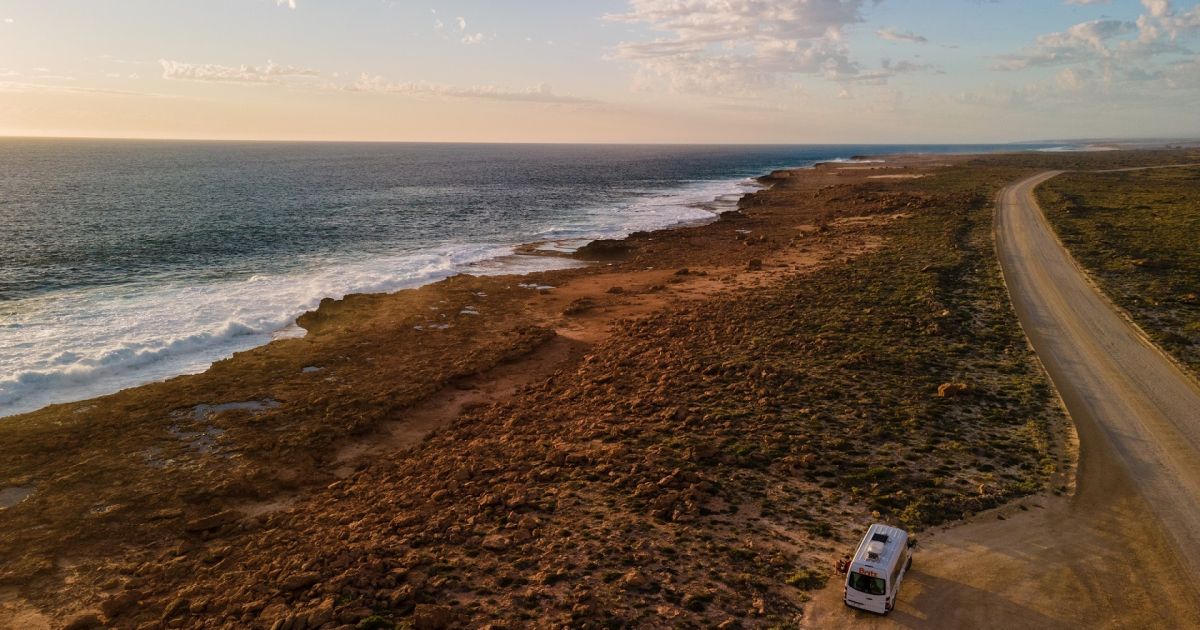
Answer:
[[821, 157, 886, 164], [1035, 145, 1119, 153], [529, 176, 763, 248], [0, 172, 782, 418], [0, 244, 573, 418]]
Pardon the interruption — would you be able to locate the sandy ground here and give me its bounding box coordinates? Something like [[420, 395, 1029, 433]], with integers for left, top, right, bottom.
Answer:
[[802, 169, 1200, 628]]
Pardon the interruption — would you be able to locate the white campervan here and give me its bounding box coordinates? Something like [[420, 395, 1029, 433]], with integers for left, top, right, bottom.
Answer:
[[842, 523, 913, 614]]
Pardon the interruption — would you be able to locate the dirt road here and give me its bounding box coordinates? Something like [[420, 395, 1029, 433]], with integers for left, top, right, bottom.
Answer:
[[803, 170, 1200, 628]]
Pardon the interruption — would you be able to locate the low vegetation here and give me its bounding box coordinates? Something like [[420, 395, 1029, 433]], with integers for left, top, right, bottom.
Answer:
[[9, 149, 1197, 627], [113, 156, 1075, 627], [1038, 165, 1200, 375]]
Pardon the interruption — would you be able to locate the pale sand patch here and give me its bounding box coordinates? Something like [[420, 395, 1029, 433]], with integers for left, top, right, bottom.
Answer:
[[868, 174, 928, 179], [832, 213, 913, 227], [0, 486, 34, 510], [0, 587, 51, 630]]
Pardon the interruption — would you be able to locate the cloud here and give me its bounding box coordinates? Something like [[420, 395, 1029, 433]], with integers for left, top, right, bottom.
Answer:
[[994, 19, 1134, 70], [158, 59, 320, 84], [435, 15, 488, 44], [1065, 0, 1110, 5], [3, 17, 13, 24], [876, 27, 927, 44], [995, 0, 1200, 73], [152, 60, 588, 106], [958, 64, 1155, 110], [1139, 0, 1200, 40], [958, 73, 1086, 110], [606, 0, 887, 95], [1143, 0, 1171, 18], [456, 18, 488, 44], [347, 74, 598, 104], [275, 0, 296, 8], [971, 1, 1200, 111], [1162, 56, 1200, 88], [0, 80, 171, 98]]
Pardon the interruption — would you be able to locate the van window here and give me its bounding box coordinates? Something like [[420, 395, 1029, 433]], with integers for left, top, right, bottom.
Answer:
[[890, 550, 907, 587], [848, 571, 887, 596]]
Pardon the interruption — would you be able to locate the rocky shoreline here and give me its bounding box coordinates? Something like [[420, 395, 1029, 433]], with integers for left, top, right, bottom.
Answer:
[[6, 150, 1149, 628]]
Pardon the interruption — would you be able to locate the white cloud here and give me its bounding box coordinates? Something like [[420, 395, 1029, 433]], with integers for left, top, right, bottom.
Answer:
[[151, 58, 591, 105], [436, 15, 488, 45], [0, 80, 169, 97], [876, 27, 927, 44], [1162, 57, 1200, 89], [1065, 0, 1110, 5], [158, 59, 320, 84], [275, 0, 296, 8], [1143, 0, 1171, 18], [1141, 0, 1200, 40], [1055, 66, 1095, 92], [994, 19, 1134, 70], [959, 64, 1151, 110], [347, 74, 597, 104], [607, 0, 895, 96], [3, 17, 14, 24], [972, 1, 1200, 111], [154, 60, 586, 106], [996, 0, 1200, 73]]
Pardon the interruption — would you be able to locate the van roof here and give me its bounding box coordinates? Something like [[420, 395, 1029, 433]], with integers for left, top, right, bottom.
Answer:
[[850, 523, 908, 573]]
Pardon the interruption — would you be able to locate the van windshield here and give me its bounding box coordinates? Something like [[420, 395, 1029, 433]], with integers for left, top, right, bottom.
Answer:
[[848, 571, 887, 596]]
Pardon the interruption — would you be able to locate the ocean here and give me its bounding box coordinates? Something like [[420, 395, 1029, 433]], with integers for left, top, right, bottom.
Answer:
[[0, 140, 1047, 417]]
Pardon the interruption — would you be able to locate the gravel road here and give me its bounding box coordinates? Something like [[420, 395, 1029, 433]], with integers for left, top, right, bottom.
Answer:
[[803, 169, 1200, 629]]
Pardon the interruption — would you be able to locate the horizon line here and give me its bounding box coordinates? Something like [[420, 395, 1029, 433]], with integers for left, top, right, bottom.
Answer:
[[3, 133, 1190, 146]]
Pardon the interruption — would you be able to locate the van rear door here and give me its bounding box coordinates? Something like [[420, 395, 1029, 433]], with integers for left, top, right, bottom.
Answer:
[[845, 570, 888, 613]]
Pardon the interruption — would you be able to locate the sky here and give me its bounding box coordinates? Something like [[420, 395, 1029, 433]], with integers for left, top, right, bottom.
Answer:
[[1, 0, 1198, 143]]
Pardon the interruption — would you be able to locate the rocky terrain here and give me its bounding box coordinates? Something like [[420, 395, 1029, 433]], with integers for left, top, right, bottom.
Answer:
[[7, 149, 1194, 629]]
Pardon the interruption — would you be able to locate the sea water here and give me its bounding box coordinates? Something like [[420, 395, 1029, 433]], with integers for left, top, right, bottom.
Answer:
[[0, 140, 1044, 417]]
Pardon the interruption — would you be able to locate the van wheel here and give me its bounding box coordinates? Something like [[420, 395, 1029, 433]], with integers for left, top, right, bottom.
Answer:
[[906, 556, 913, 571]]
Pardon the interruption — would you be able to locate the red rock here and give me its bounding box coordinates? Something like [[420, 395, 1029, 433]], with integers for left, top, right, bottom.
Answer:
[[412, 604, 457, 630], [62, 614, 103, 630], [620, 569, 648, 591], [279, 572, 321, 591], [481, 534, 511, 551], [161, 597, 190, 619], [100, 590, 141, 618], [937, 382, 971, 398]]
